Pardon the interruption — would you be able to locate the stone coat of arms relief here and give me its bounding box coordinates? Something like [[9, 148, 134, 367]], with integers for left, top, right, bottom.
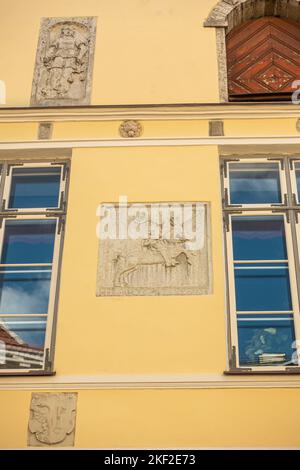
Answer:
[[31, 17, 97, 106], [97, 202, 212, 296], [28, 393, 78, 447]]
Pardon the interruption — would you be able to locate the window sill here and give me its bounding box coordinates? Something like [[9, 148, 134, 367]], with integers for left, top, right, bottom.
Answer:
[[224, 368, 300, 375], [0, 370, 56, 377]]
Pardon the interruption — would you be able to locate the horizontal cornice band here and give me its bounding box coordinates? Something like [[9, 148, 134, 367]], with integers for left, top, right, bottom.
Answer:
[[0, 104, 300, 122], [0, 136, 300, 149], [1, 374, 300, 390]]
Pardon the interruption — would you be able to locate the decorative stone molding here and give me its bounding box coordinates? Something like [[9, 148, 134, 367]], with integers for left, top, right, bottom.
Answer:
[[204, 0, 300, 101], [209, 120, 224, 136], [205, 0, 300, 30], [28, 392, 77, 447], [215, 27, 229, 102], [97, 202, 212, 296], [204, 0, 240, 27], [31, 17, 97, 106], [119, 120, 143, 138], [38, 122, 53, 140], [3, 374, 300, 390]]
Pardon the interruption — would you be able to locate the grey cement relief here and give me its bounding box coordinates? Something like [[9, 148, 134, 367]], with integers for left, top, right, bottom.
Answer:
[[31, 17, 97, 106], [96, 202, 212, 296], [119, 120, 143, 138], [28, 393, 78, 447], [38, 122, 53, 139]]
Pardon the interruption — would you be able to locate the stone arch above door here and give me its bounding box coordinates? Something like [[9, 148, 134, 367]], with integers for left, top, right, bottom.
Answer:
[[204, 0, 300, 101]]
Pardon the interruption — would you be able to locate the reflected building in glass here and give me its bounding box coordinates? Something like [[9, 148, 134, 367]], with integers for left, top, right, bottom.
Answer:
[[1, 0, 300, 451]]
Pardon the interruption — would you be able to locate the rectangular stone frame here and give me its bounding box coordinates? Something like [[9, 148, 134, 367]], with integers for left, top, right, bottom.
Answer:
[[96, 202, 212, 297], [31, 17, 97, 107]]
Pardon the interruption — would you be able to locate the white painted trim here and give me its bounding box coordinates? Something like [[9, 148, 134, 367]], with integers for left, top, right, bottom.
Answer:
[[0, 136, 300, 150], [0, 106, 300, 122], [1, 374, 300, 390], [0, 82, 6, 106]]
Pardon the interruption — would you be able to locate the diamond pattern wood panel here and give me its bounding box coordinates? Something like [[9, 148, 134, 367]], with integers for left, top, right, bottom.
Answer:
[[226, 17, 300, 100]]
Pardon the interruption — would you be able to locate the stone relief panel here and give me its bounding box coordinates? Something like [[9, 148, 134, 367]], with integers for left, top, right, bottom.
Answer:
[[28, 393, 78, 447], [209, 120, 224, 136], [31, 17, 97, 106], [38, 122, 53, 139], [119, 120, 143, 138], [97, 202, 212, 296]]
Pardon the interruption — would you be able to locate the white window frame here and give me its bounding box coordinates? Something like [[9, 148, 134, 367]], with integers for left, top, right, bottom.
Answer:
[[223, 156, 300, 373], [290, 160, 300, 206], [224, 158, 288, 209], [0, 160, 68, 375], [2, 162, 67, 213], [226, 211, 300, 372]]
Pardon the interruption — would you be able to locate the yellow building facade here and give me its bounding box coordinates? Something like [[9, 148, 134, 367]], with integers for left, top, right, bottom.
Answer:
[[1, 0, 300, 448]]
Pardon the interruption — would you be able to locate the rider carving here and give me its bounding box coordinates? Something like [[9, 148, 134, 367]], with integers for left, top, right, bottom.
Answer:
[[142, 239, 189, 267]]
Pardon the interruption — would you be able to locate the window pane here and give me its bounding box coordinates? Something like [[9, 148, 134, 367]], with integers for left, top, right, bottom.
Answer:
[[0, 267, 51, 314], [294, 162, 300, 202], [0, 316, 45, 369], [234, 266, 292, 311], [229, 163, 281, 204], [1, 220, 56, 264], [232, 216, 287, 260], [9, 167, 61, 209], [237, 319, 296, 366]]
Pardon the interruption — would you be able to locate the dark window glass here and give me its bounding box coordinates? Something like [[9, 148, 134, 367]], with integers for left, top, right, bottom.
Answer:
[[0, 164, 65, 371], [1, 220, 56, 264], [232, 216, 287, 261], [0, 267, 51, 314], [9, 167, 61, 209], [234, 265, 292, 311], [295, 163, 300, 202], [227, 164, 300, 369], [0, 219, 56, 367], [237, 318, 296, 366], [229, 163, 281, 204]]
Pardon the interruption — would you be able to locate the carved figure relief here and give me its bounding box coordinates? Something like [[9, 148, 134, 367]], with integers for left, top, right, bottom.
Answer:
[[28, 393, 78, 447], [113, 238, 196, 288], [97, 203, 211, 296], [31, 17, 97, 106]]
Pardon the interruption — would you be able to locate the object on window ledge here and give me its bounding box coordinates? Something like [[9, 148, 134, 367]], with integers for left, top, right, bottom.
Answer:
[[258, 353, 286, 365]]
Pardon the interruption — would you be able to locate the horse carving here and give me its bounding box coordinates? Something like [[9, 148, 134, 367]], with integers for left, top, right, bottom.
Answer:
[[112, 239, 194, 287]]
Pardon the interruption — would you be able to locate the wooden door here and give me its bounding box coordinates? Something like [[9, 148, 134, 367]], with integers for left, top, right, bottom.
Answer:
[[226, 17, 300, 101]]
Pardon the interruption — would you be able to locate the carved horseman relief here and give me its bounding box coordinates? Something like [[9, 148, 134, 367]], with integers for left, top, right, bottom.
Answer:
[[28, 393, 78, 447], [31, 17, 97, 106], [97, 202, 212, 296]]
